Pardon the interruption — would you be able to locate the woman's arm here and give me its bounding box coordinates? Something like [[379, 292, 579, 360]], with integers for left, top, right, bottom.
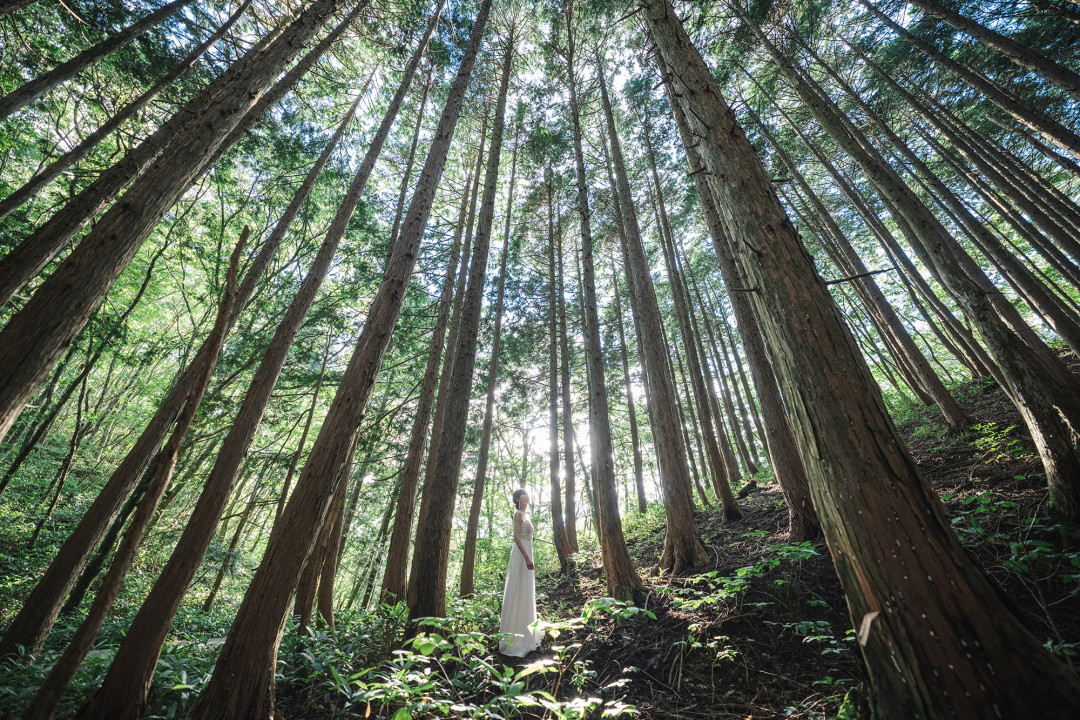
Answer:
[[512, 511, 534, 570]]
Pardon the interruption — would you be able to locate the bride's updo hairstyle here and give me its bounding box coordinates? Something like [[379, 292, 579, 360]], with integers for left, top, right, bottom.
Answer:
[[512, 489, 527, 510]]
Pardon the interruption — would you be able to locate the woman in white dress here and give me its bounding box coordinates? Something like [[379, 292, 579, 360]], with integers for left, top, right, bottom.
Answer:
[[498, 489, 543, 657]]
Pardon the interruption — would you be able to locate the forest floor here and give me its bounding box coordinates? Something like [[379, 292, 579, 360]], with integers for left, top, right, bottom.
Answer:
[[502, 353, 1080, 719]]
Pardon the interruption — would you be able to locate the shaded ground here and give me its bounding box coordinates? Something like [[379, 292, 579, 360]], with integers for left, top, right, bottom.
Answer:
[[506, 350, 1080, 719]]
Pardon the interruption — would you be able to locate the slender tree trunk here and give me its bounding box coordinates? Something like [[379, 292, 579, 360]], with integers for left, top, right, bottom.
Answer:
[[642, 2, 1080, 715], [187, 2, 489, 714], [460, 139, 517, 598], [409, 23, 513, 624], [0, 0, 254, 221], [553, 11, 645, 601], [0, 0, 196, 121], [597, 57, 714, 576], [358, 491, 395, 609], [672, 342, 712, 508], [202, 470, 266, 613], [0, 0, 352, 444], [316, 457, 350, 632], [555, 203, 579, 555], [27, 232, 243, 720], [79, 9, 441, 714], [381, 127, 469, 607], [405, 105, 490, 606], [548, 175, 575, 561], [609, 255, 647, 514], [27, 375, 88, 549]]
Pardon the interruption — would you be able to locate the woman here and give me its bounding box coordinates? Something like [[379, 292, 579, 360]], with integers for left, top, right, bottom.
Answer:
[[498, 488, 543, 657]]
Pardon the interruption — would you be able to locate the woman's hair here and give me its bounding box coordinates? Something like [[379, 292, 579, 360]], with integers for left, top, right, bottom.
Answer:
[[512, 489, 527, 510]]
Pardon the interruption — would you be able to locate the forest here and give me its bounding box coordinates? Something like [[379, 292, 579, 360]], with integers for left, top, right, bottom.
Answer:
[[1, 0, 1079, 717]]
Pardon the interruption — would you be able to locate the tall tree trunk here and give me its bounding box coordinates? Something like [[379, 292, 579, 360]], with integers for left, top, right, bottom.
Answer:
[[554, 6, 645, 601], [26, 231, 243, 720], [405, 105, 491, 606], [671, 341, 712, 508], [78, 8, 441, 714], [641, 1, 1080, 715], [596, 57, 714, 576], [0, 0, 196, 120], [0, 0, 352, 444], [643, 110, 748, 488], [555, 200, 579, 555], [460, 138, 517, 598], [548, 175, 575, 562], [609, 255, 647, 514], [0, 0, 254, 221], [0, 66, 356, 660], [380, 123, 469, 607], [187, 2, 490, 714], [409, 23, 513, 624]]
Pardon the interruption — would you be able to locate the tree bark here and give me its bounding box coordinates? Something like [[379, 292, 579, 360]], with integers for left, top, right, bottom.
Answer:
[[596, 56, 712, 577], [405, 105, 491, 606], [641, 1, 1080, 715], [409, 22, 512, 624], [555, 203, 580, 556], [553, 7, 645, 601], [609, 255, 647, 514], [380, 116, 469, 607], [548, 175, 576, 561], [187, 1, 489, 714], [460, 137, 517, 598]]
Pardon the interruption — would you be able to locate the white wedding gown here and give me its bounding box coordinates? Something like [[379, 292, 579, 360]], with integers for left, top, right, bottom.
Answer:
[[498, 509, 543, 656]]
